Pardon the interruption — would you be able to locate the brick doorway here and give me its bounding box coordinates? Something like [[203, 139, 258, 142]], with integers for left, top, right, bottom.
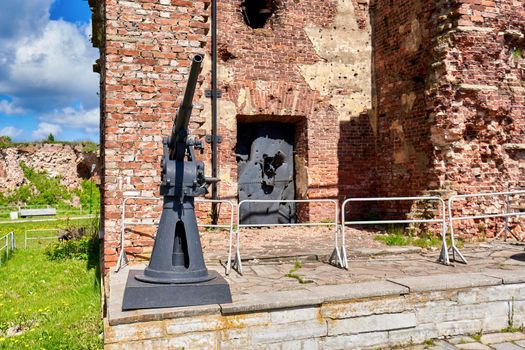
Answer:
[[236, 121, 296, 225]]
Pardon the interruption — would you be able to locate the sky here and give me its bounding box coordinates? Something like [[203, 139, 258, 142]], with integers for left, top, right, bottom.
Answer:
[[0, 0, 99, 142]]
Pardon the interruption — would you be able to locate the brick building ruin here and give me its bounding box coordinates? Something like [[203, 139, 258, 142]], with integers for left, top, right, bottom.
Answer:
[[90, 0, 525, 271]]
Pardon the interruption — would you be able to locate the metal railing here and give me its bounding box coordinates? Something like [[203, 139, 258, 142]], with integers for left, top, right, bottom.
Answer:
[[0, 205, 85, 219], [341, 196, 450, 267], [231, 199, 342, 274], [448, 190, 525, 264], [494, 189, 525, 242], [116, 196, 235, 273], [24, 229, 60, 248], [0, 232, 15, 266]]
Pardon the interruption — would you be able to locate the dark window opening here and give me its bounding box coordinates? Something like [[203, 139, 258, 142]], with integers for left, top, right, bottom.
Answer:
[[241, 0, 276, 29], [172, 221, 190, 268]]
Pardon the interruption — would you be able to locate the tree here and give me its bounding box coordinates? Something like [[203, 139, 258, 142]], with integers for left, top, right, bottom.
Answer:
[[47, 133, 55, 142], [0, 136, 12, 148]]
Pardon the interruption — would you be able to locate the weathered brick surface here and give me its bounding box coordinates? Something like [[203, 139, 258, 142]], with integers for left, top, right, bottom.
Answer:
[[95, 0, 374, 270], [96, 0, 210, 270], [94, 0, 525, 270], [372, 0, 525, 233]]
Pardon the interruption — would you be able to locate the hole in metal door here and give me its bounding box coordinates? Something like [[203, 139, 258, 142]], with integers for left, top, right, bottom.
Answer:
[[236, 122, 296, 225]]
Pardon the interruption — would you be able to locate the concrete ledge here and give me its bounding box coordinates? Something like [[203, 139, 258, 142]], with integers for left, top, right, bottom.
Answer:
[[221, 281, 409, 315], [457, 26, 495, 33], [349, 246, 421, 257], [105, 246, 525, 349], [109, 270, 508, 325], [221, 289, 323, 315], [388, 273, 502, 293], [504, 143, 525, 151], [482, 269, 525, 285], [109, 269, 410, 324], [305, 280, 409, 303]]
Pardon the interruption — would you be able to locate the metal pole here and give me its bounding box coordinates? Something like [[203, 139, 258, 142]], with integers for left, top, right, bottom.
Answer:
[[89, 164, 96, 215], [89, 178, 93, 215], [211, 0, 219, 224]]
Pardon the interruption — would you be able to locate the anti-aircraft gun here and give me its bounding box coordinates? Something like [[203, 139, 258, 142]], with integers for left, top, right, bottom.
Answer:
[[122, 55, 232, 310]]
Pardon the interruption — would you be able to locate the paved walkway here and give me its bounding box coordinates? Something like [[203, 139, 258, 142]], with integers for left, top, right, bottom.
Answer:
[[218, 239, 525, 297], [394, 331, 525, 350]]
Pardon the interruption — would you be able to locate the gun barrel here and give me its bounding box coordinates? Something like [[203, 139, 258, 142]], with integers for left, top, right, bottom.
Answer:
[[169, 55, 204, 159], [170, 54, 204, 158]]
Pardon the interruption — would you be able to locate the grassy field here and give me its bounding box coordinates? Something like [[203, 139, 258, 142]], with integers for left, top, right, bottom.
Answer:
[[0, 218, 102, 349], [0, 218, 94, 248]]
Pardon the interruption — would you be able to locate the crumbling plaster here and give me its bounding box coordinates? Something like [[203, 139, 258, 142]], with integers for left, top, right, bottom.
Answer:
[[300, 0, 372, 121]]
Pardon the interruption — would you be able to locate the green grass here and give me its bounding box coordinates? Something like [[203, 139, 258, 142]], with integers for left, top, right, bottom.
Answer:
[[285, 260, 313, 284], [374, 232, 463, 249], [0, 218, 95, 249], [0, 162, 100, 215], [0, 219, 101, 349], [471, 330, 483, 342]]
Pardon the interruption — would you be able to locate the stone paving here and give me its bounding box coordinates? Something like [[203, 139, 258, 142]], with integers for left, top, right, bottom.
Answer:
[[212, 234, 525, 298], [386, 332, 525, 350]]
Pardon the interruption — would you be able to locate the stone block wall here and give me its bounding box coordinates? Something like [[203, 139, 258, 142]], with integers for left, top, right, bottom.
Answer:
[[105, 282, 525, 349], [0, 143, 99, 193]]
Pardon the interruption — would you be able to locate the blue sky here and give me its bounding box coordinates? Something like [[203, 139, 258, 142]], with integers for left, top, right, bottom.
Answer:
[[0, 0, 99, 142]]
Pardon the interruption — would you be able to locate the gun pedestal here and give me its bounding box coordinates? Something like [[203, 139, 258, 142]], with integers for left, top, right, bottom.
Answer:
[[122, 55, 232, 310]]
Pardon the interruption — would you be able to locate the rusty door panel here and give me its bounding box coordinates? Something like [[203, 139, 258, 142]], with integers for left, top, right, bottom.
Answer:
[[237, 123, 296, 225]]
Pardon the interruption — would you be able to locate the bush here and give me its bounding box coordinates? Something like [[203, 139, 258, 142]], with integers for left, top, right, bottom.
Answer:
[[45, 230, 99, 264], [0, 136, 12, 148], [81, 141, 99, 154], [8, 162, 72, 206]]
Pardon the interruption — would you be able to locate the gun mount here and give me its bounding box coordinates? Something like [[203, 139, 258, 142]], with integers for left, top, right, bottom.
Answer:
[[122, 55, 232, 310]]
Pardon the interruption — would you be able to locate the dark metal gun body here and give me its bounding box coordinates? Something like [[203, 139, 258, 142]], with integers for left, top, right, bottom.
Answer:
[[169, 56, 202, 161], [122, 55, 231, 310]]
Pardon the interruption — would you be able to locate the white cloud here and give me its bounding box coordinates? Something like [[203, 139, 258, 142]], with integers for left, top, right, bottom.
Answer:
[[0, 100, 25, 115], [43, 106, 99, 133], [0, 0, 99, 115], [0, 126, 23, 138], [0, 0, 52, 43], [32, 122, 62, 140], [0, 20, 99, 112]]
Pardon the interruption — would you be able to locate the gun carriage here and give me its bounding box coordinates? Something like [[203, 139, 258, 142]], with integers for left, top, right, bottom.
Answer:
[[122, 55, 232, 310]]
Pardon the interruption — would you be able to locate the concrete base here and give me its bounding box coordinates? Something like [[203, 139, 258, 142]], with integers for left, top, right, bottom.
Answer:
[[122, 270, 232, 310], [105, 244, 525, 349]]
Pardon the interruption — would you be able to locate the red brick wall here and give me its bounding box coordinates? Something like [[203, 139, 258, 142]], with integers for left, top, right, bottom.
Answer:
[[372, 0, 525, 235], [97, 0, 373, 270], [430, 0, 525, 236], [372, 0, 437, 195], [210, 0, 375, 222], [98, 0, 209, 271], [96, 0, 525, 270], [210, 0, 340, 205]]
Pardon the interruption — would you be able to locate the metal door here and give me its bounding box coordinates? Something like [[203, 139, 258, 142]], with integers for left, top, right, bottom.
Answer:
[[236, 123, 296, 225]]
